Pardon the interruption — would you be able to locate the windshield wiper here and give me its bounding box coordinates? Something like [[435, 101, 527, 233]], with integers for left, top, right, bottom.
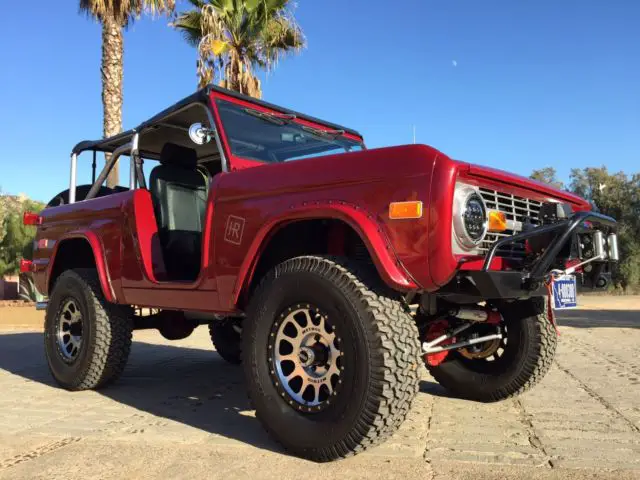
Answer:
[[301, 125, 346, 139], [244, 108, 297, 125]]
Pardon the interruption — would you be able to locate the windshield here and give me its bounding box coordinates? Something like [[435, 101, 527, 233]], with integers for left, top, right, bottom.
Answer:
[[215, 99, 364, 163]]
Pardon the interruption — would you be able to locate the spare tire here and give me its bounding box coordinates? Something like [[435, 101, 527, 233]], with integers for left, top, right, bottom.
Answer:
[[47, 185, 128, 207]]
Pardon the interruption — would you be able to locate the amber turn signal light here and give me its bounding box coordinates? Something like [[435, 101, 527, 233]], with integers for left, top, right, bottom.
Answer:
[[487, 210, 507, 232], [389, 201, 423, 220]]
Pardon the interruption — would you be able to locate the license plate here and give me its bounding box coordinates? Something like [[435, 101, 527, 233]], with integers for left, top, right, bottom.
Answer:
[[552, 275, 578, 309]]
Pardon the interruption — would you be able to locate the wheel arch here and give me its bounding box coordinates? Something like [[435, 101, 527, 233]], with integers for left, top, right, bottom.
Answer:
[[233, 205, 418, 309], [47, 234, 116, 302]]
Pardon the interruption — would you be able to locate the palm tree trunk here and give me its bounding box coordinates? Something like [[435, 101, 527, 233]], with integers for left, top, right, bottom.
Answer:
[[101, 17, 124, 188]]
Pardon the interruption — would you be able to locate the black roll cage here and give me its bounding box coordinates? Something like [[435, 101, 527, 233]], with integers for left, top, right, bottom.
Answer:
[[68, 86, 362, 204]]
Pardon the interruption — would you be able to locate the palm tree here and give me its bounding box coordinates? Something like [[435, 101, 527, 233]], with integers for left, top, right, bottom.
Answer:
[[173, 0, 305, 98], [79, 0, 175, 188]]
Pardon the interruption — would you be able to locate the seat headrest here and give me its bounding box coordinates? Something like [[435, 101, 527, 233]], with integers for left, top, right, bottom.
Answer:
[[160, 143, 198, 169]]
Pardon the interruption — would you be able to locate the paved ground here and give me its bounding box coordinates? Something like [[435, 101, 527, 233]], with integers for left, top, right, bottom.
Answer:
[[0, 297, 638, 479]]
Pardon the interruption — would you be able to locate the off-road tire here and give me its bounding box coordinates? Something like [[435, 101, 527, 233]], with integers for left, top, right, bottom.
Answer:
[[427, 304, 557, 402], [209, 318, 242, 365], [44, 269, 133, 391], [243, 255, 421, 462]]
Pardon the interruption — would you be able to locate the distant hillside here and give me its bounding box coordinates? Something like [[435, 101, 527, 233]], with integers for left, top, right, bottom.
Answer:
[[0, 193, 28, 209]]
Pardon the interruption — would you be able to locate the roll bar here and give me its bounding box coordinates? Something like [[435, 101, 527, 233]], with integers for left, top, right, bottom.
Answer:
[[69, 133, 140, 204], [67, 99, 224, 204]]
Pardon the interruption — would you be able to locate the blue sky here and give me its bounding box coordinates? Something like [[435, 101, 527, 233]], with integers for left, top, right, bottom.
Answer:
[[1, 0, 638, 202]]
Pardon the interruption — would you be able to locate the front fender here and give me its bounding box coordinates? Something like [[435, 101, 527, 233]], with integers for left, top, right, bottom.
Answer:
[[232, 202, 419, 308]]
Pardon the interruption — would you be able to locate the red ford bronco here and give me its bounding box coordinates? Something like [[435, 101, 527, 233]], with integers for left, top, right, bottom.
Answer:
[[23, 86, 618, 461]]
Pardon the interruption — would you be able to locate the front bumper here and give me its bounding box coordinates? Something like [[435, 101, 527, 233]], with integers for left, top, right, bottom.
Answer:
[[440, 211, 618, 300]]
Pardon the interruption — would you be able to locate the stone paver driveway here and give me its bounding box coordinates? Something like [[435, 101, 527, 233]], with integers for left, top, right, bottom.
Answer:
[[0, 304, 638, 479]]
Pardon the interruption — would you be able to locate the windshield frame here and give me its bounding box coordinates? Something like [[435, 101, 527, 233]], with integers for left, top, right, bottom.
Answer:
[[208, 90, 365, 170]]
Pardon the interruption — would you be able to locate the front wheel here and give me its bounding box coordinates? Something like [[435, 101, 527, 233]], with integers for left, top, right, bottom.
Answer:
[[243, 256, 421, 462], [427, 300, 557, 402]]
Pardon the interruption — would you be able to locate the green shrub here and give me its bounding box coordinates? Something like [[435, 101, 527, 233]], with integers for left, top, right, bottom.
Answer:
[[0, 197, 45, 277], [18, 273, 45, 302], [531, 167, 640, 290]]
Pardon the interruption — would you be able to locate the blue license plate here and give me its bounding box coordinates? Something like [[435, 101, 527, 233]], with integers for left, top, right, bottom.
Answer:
[[552, 275, 578, 309]]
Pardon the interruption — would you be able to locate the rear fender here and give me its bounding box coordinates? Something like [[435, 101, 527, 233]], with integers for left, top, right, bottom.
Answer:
[[233, 202, 418, 308]]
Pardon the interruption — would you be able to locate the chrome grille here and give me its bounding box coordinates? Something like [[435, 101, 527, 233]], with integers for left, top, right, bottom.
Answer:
[[478, 188, 542, 259]]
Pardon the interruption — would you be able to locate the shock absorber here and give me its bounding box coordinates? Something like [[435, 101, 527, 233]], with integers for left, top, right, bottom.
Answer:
[[448, 306, 501, 324], [422, 307, 502, 357]]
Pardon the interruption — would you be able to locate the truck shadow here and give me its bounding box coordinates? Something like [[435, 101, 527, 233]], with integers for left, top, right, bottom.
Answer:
[[555, 309, 639, 329], [418, 379, 454, 398], [0, 332, 285, 455]]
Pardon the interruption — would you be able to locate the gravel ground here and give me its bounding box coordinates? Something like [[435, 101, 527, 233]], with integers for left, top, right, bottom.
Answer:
[[0, 297, 638, 479]]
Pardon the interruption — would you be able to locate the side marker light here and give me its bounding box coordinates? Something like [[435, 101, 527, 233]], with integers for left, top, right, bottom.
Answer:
[[389, 201, 423, 220]]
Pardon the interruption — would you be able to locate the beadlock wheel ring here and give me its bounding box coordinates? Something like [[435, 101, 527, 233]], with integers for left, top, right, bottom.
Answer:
[[267, 303, 343, 413]]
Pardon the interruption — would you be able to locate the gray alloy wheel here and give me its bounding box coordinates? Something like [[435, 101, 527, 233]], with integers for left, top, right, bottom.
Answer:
[[269, 304, 343, 412], [55, 298, 84, 362]]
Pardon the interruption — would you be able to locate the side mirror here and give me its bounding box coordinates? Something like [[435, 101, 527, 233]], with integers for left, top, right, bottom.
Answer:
[[188, 123, 215, 145]]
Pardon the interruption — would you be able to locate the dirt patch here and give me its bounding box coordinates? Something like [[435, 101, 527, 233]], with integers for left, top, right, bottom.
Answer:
[[0, 306, 43, 330], [576, 295, 640, 310]]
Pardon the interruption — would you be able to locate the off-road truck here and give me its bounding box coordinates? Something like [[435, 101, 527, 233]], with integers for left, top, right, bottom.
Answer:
[[22, 86, 619, 461]]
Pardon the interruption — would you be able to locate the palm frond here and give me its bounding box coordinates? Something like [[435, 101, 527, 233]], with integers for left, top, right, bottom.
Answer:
[[141, 0, 176, 16], [79, 0, 174, 25], [256, 13, 304, 71], [262, 14, 304, 52], [173, 0, 305, 96], [173, 10, 204, 46]]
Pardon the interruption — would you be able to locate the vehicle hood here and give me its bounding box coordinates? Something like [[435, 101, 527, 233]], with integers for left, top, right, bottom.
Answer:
[[455, 161, 591, 210]]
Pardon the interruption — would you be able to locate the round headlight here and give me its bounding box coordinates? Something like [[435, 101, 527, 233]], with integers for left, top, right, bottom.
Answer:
[[463, 194, 486, 241], [453, 187, 488, 249]]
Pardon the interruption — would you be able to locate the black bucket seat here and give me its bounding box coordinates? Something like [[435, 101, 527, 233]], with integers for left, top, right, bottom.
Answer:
[[149, 143, 207, 281]]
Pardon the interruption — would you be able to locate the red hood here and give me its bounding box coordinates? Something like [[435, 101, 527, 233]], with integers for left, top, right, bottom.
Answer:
[[455, 161, 591, 210]]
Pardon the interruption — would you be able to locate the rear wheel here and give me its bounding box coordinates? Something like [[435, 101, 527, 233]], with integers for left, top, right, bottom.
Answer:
[[209, 317, 242, 364], [44, 269, 132, 391], [427, 302, 557, 402], [243, 256, 421, 461]]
